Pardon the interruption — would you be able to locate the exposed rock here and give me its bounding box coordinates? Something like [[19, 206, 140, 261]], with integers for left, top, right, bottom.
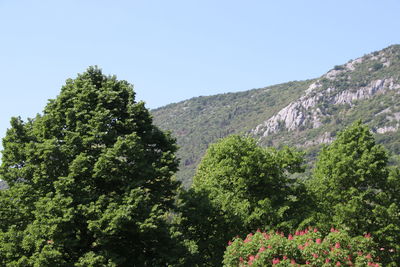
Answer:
[[332, 79, 386, 105], [375, 125, 399, 134], [305, 81, 322, 94], [325, 69, 345, 80], [345, 57, 364, 71], [252, 78, 400, 138]]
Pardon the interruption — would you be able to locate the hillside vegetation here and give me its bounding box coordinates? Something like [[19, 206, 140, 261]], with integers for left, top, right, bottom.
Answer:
[[152, 45, 400, 186], [1, 66, 399, 266]]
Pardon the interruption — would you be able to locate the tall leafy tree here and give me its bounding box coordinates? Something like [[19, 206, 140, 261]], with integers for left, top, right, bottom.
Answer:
[[178, 135, 307, 265], [308, 121, 400, 265], [0, 67, 184, 266]]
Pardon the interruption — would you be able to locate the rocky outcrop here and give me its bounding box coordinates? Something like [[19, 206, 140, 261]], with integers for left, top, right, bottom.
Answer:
[[252, 77, 400, 138], [375, 125, 399, 134], [252, 88, 323, 136], [332, 79, 398, 105]]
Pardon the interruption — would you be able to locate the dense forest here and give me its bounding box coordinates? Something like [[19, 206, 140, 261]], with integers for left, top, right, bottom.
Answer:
[[0, 67, 399, 266]]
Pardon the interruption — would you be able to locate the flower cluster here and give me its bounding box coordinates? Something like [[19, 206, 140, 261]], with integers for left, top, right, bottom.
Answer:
[[223, 228, 380, 266]]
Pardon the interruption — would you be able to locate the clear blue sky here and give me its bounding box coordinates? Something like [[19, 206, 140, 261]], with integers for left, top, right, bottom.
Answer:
[[1, 0, 400, 145]]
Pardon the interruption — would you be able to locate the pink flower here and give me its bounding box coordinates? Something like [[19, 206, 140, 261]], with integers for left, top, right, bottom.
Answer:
[[314, 228, 318, 233], [288, 234, 293, 240], [325, 258, 331, 263], [364, 233, 371, 238], [259, 247, 265, 253], [239, 257, 243, 262], [272, 258, 280, 264], [248, 255, 255, 265], [228, 240, 232, 246], [336, 262, 341, 266], [267, 245, 272, 249], [380, 247, 385, 251], [291, 259, 296, 264], [306, 261, 310, 265], [313, 253, 318, 258], [316, 238, 322, 244], [244, 234, 253, 243], [283, 255, 288, 260], [366, 254, 372, 259], [335, 242, 341, 249], [298, 244, 304, 250]]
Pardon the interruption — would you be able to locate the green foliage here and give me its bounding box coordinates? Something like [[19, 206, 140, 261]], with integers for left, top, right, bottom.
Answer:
[[0, 67, 186, 266], [178, 135, 308, 265], [311, 121, 388, 206], [1, 45, 400, 266], [192, 136, 306, 230], [223, 228, 381, 266], [307, 121, 400, 265]]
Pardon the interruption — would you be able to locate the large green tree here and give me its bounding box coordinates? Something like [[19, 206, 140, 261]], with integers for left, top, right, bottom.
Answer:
[[0, 67, 185, 266], [178, 135, 308, 265], [307, 121, 400, 265]]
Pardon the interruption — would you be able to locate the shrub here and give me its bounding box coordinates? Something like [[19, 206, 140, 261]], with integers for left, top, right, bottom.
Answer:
[[223, 228, 381, 266]]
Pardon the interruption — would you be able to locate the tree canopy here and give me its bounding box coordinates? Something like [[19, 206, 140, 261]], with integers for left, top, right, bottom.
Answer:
[[0, 67, 183, 266], [178, 135, 307, 265], [1, 68, 400, 266], [308, 121, 400, 265]]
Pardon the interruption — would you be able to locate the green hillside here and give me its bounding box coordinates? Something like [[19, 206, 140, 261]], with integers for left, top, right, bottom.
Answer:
[[152, 80, 313, 187], [152, 45, 400, 187]]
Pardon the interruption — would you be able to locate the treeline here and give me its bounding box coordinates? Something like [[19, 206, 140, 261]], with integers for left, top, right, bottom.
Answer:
[[0, 68, 399, 266]]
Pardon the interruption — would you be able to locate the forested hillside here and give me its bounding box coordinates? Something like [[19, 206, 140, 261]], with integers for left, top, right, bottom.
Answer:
[[152, 80, 314, 187], [152, 45, 400, 186]]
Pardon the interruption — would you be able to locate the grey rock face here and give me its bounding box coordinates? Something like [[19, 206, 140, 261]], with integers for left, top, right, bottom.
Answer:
[[252, 77, 400, 138]]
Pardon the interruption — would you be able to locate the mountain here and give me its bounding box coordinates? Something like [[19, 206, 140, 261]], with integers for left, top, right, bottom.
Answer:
[[152, 45, 400, 187]]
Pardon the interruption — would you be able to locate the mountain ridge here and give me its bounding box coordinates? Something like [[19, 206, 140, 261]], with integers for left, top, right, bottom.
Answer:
[[152, 44, 400, 187]]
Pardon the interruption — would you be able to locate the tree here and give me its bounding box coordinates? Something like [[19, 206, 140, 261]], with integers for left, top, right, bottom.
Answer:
[[307, 121, 400, 265], [178, 135, 307, 265], [0, 67, 185, 266]]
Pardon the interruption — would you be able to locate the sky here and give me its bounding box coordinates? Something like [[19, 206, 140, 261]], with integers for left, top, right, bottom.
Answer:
[[1, 0, 400, 145]]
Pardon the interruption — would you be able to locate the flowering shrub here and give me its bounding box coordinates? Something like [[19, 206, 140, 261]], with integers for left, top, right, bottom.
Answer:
[[223, 228, 381, 266]]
